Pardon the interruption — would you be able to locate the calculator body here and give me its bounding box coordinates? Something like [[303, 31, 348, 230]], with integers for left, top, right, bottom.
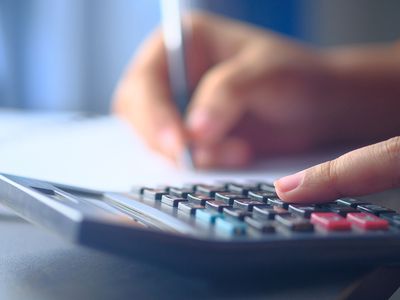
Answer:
[[1, 173, 400, 275]]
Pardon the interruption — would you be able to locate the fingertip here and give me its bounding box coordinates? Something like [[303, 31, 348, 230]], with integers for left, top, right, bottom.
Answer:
[[158, 127, 186, 162], [186, 109, 225, 143], [274, 171, 308, 202]]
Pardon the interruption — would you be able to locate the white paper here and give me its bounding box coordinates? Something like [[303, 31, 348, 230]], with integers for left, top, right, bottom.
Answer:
[[0, 111, 342, 192]]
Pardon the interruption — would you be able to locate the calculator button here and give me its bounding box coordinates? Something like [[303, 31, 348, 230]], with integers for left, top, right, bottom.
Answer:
[[196, 209, 224, 224], [215, 192, 248, 205], [244, 217, 275, 233], [248, 191, 276, 202], [258, 183, 276, 193], [288, 204, 328, 219], [215, 218, 247, 235], [182, 183, 201, 192], [161, 195, 187, 207], [196, 184, 226, 197], [347, 212, 389, 230], [356, 204, 394, 216], [130, 186, 149, 196], [267, 197, 289, 209], [310, 213, 351, 231], [187, 194, 213, 205], [178, 202, 204, 215], [205, 200, 232, 212], [325, 204, 359, 217], [233, 199, 267, 211], [215, 181, 236, 189], [252, 205, 289, 220], [223, 207, 252, 220], [275, 214, 314, 232], [143, 189, 169, 200], [227, 183, 259, 195], [380, 213, 400, 227], [169, 187, 192, 198], [335, 198, 369, 208]]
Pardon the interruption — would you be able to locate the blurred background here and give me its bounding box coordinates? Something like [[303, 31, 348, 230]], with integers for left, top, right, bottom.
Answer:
[[1, 0, 400, 114]]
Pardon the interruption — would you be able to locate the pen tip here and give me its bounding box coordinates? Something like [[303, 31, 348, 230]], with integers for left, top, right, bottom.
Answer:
[[181, 147, 195, 170]]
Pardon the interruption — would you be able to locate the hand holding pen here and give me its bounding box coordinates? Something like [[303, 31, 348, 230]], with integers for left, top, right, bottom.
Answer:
[[113, 12, 400, 202]]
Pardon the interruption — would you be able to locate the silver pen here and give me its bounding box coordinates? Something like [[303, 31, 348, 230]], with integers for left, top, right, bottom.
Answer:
[[160, 0, 194, 169]]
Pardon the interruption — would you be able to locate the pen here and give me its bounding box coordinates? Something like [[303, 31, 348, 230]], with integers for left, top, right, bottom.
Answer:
[[160, 0, 194, 169]]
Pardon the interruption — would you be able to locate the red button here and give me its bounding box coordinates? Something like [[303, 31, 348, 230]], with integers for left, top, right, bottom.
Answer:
[[311, 212, 351, 231], [346, 212, 389, 230]]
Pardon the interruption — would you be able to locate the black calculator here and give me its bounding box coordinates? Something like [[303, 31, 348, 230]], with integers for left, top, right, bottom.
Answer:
[[1, 173, 400, 275]]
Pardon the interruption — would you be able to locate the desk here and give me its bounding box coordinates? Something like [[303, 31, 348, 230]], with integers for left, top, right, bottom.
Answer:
[[2, 213, 400, 300], [0, 111, 399, 299]]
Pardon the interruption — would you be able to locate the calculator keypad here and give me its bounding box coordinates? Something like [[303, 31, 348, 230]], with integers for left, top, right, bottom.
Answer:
[[130, 182, 396, 238]]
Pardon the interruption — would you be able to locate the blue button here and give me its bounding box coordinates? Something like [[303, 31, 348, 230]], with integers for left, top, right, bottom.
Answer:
[[196, 209, 224, 224], [215, 218, 247, 236]]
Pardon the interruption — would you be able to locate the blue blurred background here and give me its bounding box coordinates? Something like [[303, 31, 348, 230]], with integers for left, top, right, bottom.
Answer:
[[1, 0, 400, 114]]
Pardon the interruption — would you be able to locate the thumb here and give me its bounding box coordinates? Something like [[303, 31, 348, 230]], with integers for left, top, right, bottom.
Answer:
[[274, 137, 400, 203]]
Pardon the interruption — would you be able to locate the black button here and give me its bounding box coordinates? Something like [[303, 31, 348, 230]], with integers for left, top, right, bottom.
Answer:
[[161, 195, 187, 207], [267, 197, 289, 209], [275, 214, 314, 232], [233, 199, 267, 211], [205, 200, 232, 212], [187, 194, 214, 205], [178, 202, 205, 215], [357, 204, 394, 216], [248, 191, 276, 202], [227, 183, 259, 195], [130, 186, 150, 196], [215, 192, 248, 204], [325, 204, 359, 216], [380, 213, 400, 227], [258, 183, 276, 193], [196, 184, 226, 197], [143, 189, 169, 200], [169, 187, 192, 198], [335, 198, 369, 208], [288, 204, 328, 218], [215, 181, 236, 189], [244, 217, 275, 233], [223, 207, 252, 220], [252, 205, 289, 220], [182, 183, 202, 192]]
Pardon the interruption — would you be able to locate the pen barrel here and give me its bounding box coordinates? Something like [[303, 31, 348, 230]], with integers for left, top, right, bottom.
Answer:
[[161, 0, 191, 115]]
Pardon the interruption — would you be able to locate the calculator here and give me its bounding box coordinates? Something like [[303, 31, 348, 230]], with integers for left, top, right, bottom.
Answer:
[[1, 173, 400, 275]]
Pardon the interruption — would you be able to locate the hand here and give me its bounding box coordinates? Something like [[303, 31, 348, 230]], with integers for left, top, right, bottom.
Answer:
[[113, 12, 400, 168], [275, 137, 400, 202]]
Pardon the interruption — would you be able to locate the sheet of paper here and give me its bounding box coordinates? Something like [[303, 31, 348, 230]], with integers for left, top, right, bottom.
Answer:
[[0, 111, 342, 192]]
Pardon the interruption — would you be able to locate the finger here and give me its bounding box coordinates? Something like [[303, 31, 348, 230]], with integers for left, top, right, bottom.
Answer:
[[274, 137, 400, 203], [113, 31, 185, 162], [186, 56, 249, 144], [192, 137, 252, 169]]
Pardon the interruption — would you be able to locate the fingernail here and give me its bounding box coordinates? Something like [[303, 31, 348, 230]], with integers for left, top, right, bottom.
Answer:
[[274, 171, 305, 193], [187, 110, 212, 132], [159, 128, 182, 158]]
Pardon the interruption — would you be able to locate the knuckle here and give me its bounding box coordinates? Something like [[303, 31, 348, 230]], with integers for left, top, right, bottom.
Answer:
[[205, 68, 238, 98], [383, 136, 400, 160], [383, 136, 400, 188], [320, 159, 340, 189]]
